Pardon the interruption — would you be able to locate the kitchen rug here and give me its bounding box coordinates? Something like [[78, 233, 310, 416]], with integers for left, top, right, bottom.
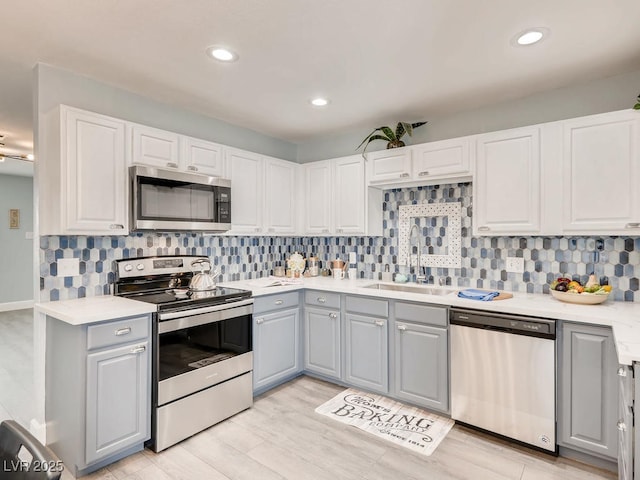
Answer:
[[315, 388, 454, 456]]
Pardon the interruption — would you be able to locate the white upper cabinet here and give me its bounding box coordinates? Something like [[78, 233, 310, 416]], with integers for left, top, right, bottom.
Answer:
[[226, 148, 264, 234], [40, 106, 128, 235], [264, 156, 298, 234], [334, 156, 366, 234], [366, 147, 413, 185], [561, 110, 640, 234], [130, 124, 181, 169], [411, 136, 472, 182], [474, 126, 542, 235], [182, 136, 225, 177], [303, 160, 333, 235]]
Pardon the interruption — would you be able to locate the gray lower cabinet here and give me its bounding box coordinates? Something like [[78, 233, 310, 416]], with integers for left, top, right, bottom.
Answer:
[[559, 322, 618, 460], [253, 292, 301, 392], [392, 302, 448, 413], [46, 314, 151, 477], [344, 296, 389, 393], [304, 306, 341, 379]]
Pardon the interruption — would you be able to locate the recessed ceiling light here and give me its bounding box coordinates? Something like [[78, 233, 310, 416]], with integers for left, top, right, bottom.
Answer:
[[310, 98, 329, 107], [206, 45, 238, 62], [513, 28, 548, 46]]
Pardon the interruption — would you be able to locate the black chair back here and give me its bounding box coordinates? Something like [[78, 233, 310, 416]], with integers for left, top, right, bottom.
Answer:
[[0, 421, 62, 480]]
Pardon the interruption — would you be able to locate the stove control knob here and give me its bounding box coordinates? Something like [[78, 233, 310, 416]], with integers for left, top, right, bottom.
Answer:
[[136, 264, 145, 271], [124, 264, 133, 272]]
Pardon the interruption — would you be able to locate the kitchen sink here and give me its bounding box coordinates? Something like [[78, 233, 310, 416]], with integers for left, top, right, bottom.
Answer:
[[362, 283, 454, 296]]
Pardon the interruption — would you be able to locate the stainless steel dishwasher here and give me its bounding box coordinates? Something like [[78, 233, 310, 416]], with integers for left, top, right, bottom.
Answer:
[[450, 308, 557, 453]]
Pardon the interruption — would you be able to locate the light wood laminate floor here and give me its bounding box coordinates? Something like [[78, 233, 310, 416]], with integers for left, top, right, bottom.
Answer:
[[65, 376, 616, 480]]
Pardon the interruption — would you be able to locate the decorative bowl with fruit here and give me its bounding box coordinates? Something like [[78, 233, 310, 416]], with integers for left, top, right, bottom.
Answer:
[[549, 276, 612, 305]]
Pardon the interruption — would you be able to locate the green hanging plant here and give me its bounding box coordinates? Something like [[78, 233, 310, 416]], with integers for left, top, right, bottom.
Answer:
[[356, 121, 427, 156], [634, 93, 640, 110]]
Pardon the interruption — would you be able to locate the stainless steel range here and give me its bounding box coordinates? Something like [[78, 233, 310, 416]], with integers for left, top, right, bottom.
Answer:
[[113, 255, 253, 452]]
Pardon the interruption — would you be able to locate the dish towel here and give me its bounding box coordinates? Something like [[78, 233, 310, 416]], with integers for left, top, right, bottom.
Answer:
[[457, 289, 500, 301]]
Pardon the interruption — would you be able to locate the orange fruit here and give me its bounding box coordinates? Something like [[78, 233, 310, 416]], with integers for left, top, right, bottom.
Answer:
[[603, 285, 612, 293]]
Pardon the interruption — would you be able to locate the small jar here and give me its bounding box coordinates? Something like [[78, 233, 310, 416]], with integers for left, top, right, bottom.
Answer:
[[308, 256, 319, 276]]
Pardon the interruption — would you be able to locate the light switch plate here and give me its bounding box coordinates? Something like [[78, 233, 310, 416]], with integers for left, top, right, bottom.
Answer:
[[349, 252, 356, 264], [505, 257, 525, 273], [57, 258, 80, 277]]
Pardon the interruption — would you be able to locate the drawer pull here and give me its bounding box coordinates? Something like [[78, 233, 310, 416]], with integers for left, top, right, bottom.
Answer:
[[478, 226, 490, 231], [618, 367, 628, 377], [256, 318, 264, 325], [130, 345, 146, 354], [399, 172, 410, 178], [329, 313, 337, 319], [625, 223, 640, 229], [397, 325, 407, 331], [109, 224, 125, 230], [187, 165, 199, 172], [115, 327, 131, 336], [317, 297, 326, 303], [275, 300, 284, 305], [617, 421, 627, 432], [166, 162, 178, 168], [374, 320, 384, 327], [418, 171, 429, 177]]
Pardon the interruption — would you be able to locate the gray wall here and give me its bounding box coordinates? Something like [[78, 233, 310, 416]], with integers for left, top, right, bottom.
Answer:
[[34, 63, 297, 161], [0, 174, 34, 303], [296, 68, 640, 162]]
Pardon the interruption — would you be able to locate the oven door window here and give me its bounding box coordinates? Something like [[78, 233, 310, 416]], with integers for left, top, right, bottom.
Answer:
[[159, 315, 251, 381], [138, 176, 218, 222]]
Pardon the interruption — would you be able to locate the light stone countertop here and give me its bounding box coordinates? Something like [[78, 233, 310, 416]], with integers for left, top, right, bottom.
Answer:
[[220, 276, 640, 365], [35, 296, 157, 326]]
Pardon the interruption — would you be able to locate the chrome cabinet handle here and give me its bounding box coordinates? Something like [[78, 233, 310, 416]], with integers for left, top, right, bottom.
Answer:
[[130, 345, 146, 354], [317, 297, 326, 303], [374, 320, 384, 327], [115, 327, 131, 336], [187, 165, 198, 172], [275, 300, 283, 305], [625, 223, 640, 228], [268, 228, 275, 233], [329, 313, 337, 319], [418, 171, 429, 177], [478, 226, 490, 231], [397, 325, 407, 331], [618, 367, 627, 377], [322, 229, 330, 233], [617, 421, 627, 432], [110, 224, 125, 230], [336, 228, 343, 233], [399, 172, 410, 178], [256, 318, 264, 325], [255, 228, 261, 233], [166, 162, 178, 168]]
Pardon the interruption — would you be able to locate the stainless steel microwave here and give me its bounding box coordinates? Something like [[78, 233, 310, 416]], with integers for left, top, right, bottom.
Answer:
[[130, 166, 231, 232]]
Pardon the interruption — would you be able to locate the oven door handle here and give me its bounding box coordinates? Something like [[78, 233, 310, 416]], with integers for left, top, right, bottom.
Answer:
[[158, 299, 253, 333]]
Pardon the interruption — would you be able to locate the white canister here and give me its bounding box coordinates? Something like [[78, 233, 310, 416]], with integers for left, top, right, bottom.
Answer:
[[332, 268, 345, 280], [348, 268, 357, 280]]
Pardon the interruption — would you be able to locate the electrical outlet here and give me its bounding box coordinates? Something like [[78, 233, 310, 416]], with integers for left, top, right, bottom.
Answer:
[[505, 257, 525, 273], [349, 252, 357, 264], [57, 258, 80, 277]]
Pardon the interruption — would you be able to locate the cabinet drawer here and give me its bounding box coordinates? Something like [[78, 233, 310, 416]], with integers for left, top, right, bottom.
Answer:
[[395, 302, 447, 327], [254, 291, 300, 314], [345, 296, 388, 317], [305, 290, 341, 309], [87, 315, 150, 350]]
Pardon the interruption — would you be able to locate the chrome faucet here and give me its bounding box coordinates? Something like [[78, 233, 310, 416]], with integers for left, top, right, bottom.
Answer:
[[408, 224, 426, 284]]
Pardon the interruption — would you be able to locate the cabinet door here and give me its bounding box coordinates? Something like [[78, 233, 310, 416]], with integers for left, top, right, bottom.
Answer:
[[344, 313, 388, 393], [226, 148, 264, 234], [474, 126, 541, 235], [264, 157, 298, 234], [304, 307, 341, 379], [411, 137, 471, 180], [393, 321, 448, 412], [562, 111, 640, 234], [334, 156, 365, 235], [253, 308, 300, 391], [63, 108, 128, 234], [130, 124, 181, 169], [367, 147, 412, 185], [86, 341, 149, 464], [304, 160, 333, 235], [559, 323, 618, 460], [182, 136, 224, 176]]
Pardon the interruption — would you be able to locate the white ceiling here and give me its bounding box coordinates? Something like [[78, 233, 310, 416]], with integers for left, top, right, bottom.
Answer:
[[1, 0, 640, 163]]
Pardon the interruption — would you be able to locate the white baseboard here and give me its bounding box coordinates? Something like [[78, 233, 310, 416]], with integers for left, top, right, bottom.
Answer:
[[30, 418, 47, 444], [0, 300, 34, 312]]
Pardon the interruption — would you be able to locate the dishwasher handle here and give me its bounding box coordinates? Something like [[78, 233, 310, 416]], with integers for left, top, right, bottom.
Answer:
[[450, 308, 556, 339]]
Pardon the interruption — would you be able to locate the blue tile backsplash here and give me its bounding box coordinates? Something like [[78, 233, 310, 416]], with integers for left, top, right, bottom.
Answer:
[[40, 183, 640, 302]]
